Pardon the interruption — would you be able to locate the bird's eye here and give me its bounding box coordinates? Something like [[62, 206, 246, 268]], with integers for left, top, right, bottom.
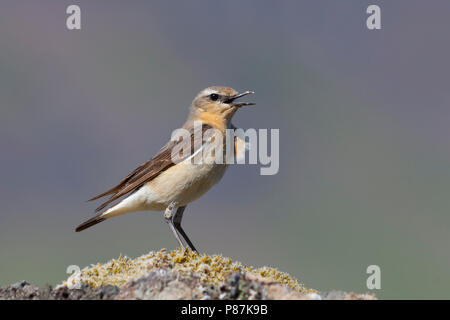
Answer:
[[209, 93, 219, 101]]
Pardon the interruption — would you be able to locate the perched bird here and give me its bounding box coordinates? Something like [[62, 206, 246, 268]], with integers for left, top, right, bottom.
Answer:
[[75, 86, 255, 252]]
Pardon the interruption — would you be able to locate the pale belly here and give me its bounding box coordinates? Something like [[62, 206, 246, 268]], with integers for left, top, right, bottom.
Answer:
[[146, 161, 228, 209], [101, 130, 243, 218], [102, 160, 229, 218]]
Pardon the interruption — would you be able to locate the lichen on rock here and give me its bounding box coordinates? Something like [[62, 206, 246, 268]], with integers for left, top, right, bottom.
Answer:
[[62, 248, 312, 295], [1, 249, 376, 300]]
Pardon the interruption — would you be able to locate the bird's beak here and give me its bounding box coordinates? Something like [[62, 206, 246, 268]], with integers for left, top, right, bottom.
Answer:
[[226, 90, 255, 107]]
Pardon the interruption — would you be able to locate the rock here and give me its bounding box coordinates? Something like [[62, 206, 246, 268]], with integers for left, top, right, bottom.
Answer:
[[0, 249, 376, 300]]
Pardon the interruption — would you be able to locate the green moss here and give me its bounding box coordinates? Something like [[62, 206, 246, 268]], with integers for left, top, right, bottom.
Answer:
[[63, 248, 312, 294]]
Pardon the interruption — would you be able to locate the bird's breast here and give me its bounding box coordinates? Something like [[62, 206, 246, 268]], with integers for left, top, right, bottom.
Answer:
[[146, 156, 228, 208]]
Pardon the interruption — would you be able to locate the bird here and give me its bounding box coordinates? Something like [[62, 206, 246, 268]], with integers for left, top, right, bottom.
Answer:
[[75, 86, 255, 253]]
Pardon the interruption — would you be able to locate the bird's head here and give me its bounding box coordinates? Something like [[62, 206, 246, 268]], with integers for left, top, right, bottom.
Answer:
[[189, 86, 255, 127]]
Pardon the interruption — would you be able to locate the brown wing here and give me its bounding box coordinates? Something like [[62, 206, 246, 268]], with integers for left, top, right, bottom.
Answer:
[[89, 124, 213, 212]]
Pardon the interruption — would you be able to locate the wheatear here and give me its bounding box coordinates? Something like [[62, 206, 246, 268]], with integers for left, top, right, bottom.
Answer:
[[75, 86, 255, 252]]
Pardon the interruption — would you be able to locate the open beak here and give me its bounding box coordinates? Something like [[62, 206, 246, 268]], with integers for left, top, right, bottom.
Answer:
[[226, 90, 255, 107]]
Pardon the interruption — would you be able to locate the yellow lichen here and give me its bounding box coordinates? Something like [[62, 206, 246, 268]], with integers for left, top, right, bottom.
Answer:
[[62, 248, 312, 294]]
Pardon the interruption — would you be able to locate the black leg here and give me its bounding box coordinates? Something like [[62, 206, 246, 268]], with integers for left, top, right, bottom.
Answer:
[[164, 203, 185, 249], [173, 206, 198, 253]]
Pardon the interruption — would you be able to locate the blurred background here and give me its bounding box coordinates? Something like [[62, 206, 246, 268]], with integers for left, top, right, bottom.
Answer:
[[1, 1, 449, 299]]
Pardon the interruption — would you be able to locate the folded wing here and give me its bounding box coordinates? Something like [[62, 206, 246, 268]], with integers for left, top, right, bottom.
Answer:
[[89, 124, 213, 213]]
